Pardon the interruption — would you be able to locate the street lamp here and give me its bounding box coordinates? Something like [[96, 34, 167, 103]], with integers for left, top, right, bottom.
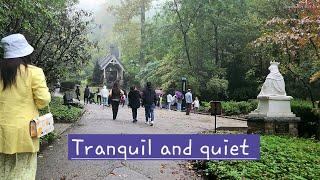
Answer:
[[181, 77, 187, 92]]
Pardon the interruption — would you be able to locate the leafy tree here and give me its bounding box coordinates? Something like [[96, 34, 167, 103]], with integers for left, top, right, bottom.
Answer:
[[92, 60, 103, 85], [0, 0, 93, 84], [109, 0, 318, 104], [254, 0, 320, 107]]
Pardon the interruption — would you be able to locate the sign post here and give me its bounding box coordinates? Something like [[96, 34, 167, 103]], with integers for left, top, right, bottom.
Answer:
[[210, 101, 222, 133]]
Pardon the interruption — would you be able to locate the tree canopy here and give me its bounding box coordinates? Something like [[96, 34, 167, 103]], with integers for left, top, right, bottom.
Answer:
[[110, 0, 319, 103], [0, 0, 93, 85]]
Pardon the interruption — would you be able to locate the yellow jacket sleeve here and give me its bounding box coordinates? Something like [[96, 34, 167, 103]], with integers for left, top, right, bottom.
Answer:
[[31, 68, 51, 109]]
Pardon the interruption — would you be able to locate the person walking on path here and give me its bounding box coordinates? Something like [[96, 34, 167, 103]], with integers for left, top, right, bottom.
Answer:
[[142, 82, 157, 126], [185, 89, 193, 115], [128, 86, 141, 123], [109, 82, 123, 120], [193, 97, 200, 113], [96, 88, 102, 105], [89, 89, 95, 104], [0, 34, 51, 179], [159, 94, 163, 109], [175, 91, 183, 111], [121, 92, 126, 107], [101, 85, 109, 107], [166, 93, 173, 110], [84, 85, 90, 104], [75, 86, 81, 101]]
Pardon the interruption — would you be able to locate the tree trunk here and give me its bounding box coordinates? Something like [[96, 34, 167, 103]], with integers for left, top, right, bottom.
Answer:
[[285, 44, 316, 108], [140, 0, 146, 64], [214, 24, 219, 67], [173, 0, 192, 66]]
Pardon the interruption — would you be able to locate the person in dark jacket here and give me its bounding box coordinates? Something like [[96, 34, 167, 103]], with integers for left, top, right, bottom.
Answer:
[[84, 85, 90, 104], [128, 86, 141, 123], [109, 81, 124, 120], [75, 86, 81, 101], [142, 82, 157, 126], [89, 91, 95, 104], [96, 88, 102, 105]]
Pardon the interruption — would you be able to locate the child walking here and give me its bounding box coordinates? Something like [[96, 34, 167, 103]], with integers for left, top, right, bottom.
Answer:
[[193, 97, 200, 113]]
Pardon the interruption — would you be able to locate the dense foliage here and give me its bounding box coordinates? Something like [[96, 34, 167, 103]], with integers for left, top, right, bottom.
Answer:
[[198, 99, 319, 138], [111, 0, 319, 103], [51, 97, 83, 123], [222, 101, 258, 116], [291, 100, 320, 138], [199, 101, 257, 116], [0, 0, 93, 84], [254, 0, 320, 107], [40, 97, 83, 123], [200, 135, 320, 179], [40, 132, 57, 146]]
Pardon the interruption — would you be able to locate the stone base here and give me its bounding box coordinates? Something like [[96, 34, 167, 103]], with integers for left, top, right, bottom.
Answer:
[[249, 95, 295, 117], [247, 116, 300, 136]]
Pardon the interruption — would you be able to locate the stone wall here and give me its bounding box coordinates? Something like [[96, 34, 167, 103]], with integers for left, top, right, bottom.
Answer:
[[247, 117, 300, 136]]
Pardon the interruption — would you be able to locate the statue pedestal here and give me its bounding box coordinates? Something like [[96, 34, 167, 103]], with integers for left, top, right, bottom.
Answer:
[[247, 96, 300, 136], [249, 96, 295, 117]]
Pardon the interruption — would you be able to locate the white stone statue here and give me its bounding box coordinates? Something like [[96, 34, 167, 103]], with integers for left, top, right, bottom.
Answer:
[[250, 61, 296, 117], [258, 61, 286, 97]]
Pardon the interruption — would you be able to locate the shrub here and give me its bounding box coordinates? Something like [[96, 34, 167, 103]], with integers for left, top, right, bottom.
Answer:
[[198, 101, 211, 113], [291, 100, 319, 138], [206, 77, 229, 100], [202, 135, 320, 179], [221, 101, 257, 115], [40, 132, 57, 146], [40, 97, 83, 123], [222, 101, 241, 115]]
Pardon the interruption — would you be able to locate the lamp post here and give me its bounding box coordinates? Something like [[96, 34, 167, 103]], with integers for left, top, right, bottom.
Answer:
[[181, 77, 187, 111]]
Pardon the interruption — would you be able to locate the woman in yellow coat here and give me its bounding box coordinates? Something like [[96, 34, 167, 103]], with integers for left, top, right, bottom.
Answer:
[[0, 34, 51, 179]]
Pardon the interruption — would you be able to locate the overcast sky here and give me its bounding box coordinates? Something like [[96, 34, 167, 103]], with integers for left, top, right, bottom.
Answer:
[[77, 0, 166, 12], [76, 0, 167, 46], [77, 0, 106, 11]]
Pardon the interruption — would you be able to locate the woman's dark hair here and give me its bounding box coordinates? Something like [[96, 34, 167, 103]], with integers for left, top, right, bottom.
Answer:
[[130, 86, 135, 91], [112, 81, 119, 89], [112, 81, 120, 95], [0, 56, 30, 91]]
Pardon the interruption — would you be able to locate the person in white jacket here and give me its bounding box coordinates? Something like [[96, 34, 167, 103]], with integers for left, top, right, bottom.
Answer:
[[101, 86, 109, 106], [167, 93, 173, 110]]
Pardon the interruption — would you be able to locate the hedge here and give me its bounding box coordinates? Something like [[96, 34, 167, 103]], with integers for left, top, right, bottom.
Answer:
[[291, 100, 319, 138], [40, 97, 83, 123], [201, 135, 320, 179], [221, 101, 257, 116], [199, 101, 257, 116]]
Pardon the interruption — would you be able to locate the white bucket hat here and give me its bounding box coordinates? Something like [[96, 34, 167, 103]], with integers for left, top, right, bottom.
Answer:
[[1, 33, 34, 59]]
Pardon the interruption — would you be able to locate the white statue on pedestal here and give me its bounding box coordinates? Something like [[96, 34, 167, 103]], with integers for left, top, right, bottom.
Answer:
[[258, 61, 286, 97], [250, 61, 296, 117]]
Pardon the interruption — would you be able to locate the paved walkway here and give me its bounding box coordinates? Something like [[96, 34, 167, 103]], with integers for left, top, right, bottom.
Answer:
[[36, 104, 247, 180]]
